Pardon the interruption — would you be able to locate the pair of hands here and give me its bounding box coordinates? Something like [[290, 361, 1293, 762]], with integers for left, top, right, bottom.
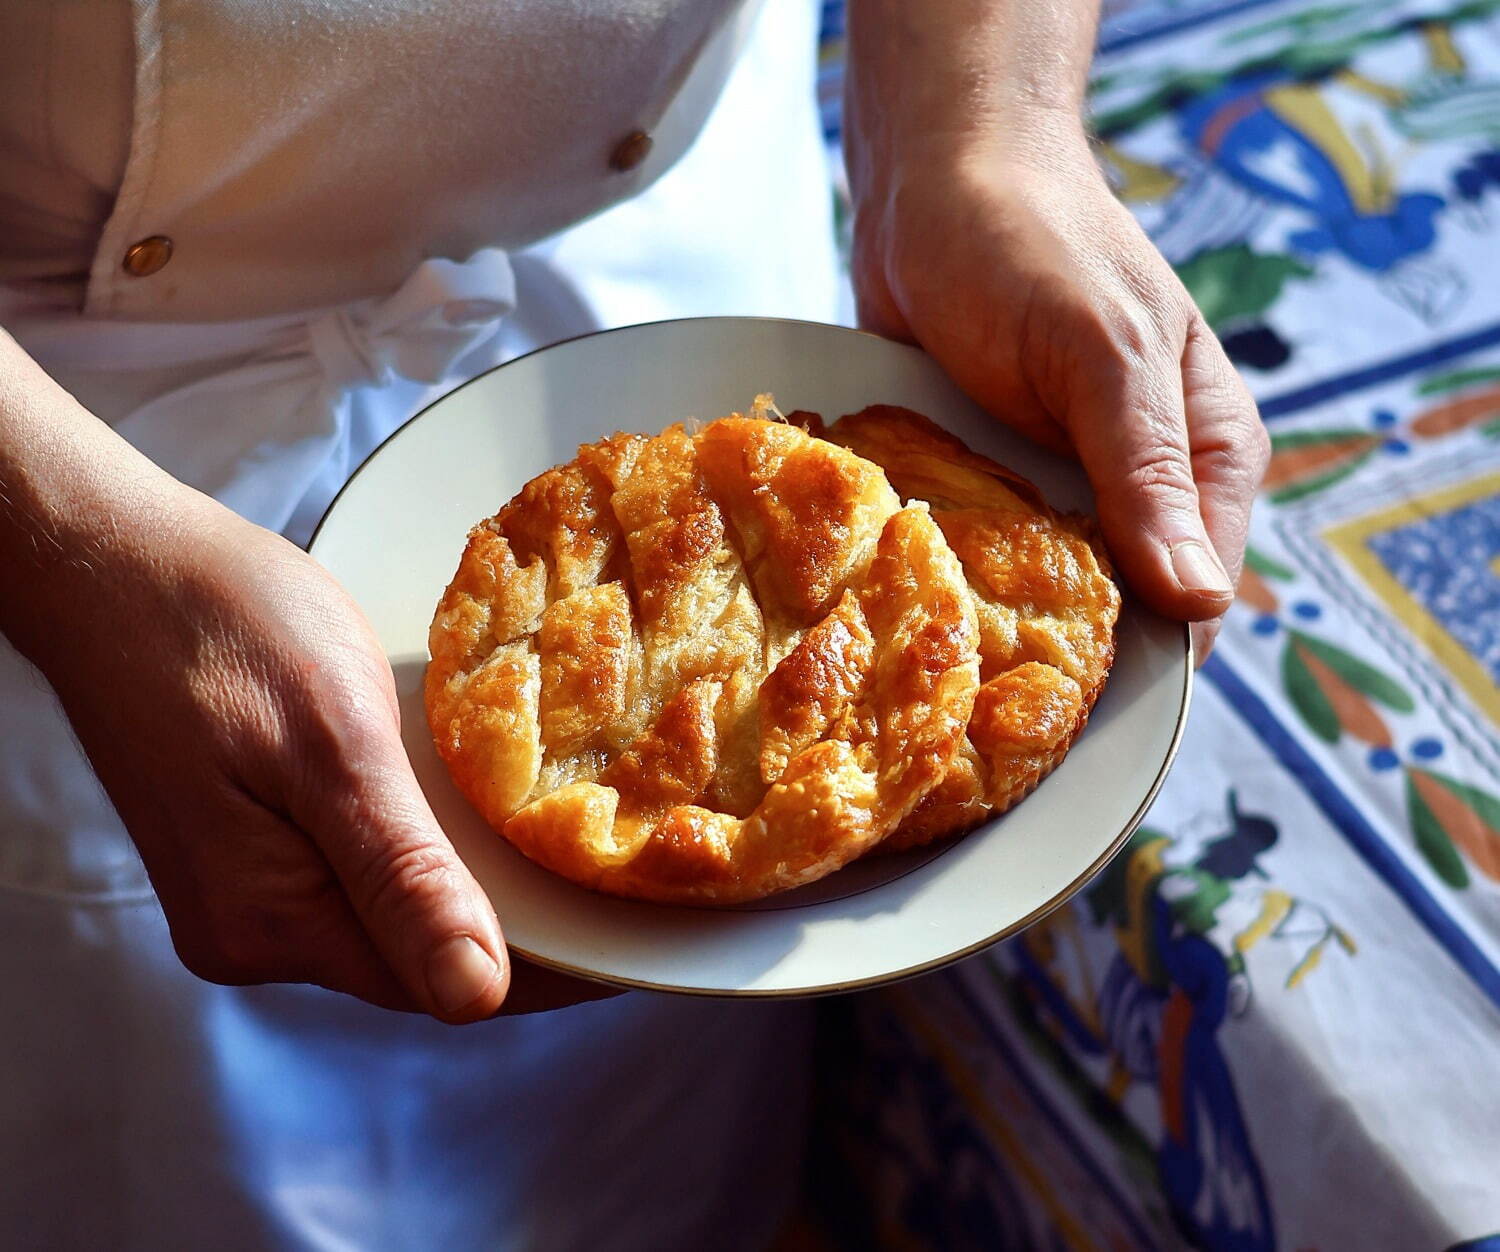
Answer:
[[23, 132, 1265, 1023]]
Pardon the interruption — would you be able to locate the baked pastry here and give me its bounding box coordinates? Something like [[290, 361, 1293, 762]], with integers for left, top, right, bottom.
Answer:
[[799, 406, 1119, 850], [425, 402, 1117, 904]]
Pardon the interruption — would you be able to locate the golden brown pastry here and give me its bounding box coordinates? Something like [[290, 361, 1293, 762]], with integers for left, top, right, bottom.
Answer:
[[799, 406, 1119, 851], [426, 402, 1117, 903]]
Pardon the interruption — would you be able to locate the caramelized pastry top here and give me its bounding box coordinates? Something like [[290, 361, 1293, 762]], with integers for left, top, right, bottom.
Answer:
[[426, 403, 1118, 903], [803, 406, 1119, 850]]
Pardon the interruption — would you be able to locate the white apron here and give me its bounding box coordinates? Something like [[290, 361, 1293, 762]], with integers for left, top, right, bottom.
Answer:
[[0, 0, 839, 1246]]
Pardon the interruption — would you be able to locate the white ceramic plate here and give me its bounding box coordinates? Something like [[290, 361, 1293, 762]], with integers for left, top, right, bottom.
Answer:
[[310, 317, 1191, 997]]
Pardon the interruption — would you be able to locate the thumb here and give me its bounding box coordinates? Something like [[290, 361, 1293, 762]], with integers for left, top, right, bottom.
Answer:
[[306, 727, 510, 1023], [1064, 332, 1235, 623]]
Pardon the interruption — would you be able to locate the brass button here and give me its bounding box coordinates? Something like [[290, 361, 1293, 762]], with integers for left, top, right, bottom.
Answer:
[[122, 235, 173, 277], [608, 129, 653, 173]]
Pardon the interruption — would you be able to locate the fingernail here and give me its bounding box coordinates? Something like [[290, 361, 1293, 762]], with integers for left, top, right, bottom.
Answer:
[[425, 935, 499, 1015], [1170, 540, 1233, 597]]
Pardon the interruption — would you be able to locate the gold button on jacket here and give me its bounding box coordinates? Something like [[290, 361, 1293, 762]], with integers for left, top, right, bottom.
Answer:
[[122, 236, 173, 277], [608, 130, 653, 173]]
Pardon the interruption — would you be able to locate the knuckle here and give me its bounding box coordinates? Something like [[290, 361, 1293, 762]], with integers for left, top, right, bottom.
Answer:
[[172, 929, 261, 987], [1184, 325, 1271, 481], [1192, 441, 1243, 487], [1195, 443, 1265, 512], [357, 840, 456, 919], [297, 684, 396, 796], [1197, 409, 1271, 488], [1190, 321, 1264, 418], [1121, 443, 1197, 504], [1101, 290, 1179, 365], [169, 896, 302, 987], [1088, 305, 1155, 369]]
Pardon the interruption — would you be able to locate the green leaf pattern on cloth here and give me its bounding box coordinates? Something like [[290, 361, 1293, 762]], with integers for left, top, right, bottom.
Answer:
[[1290, 632, 1416, 712], [1282, 638, 1341, 742], [1406, 771, 1472, 888]]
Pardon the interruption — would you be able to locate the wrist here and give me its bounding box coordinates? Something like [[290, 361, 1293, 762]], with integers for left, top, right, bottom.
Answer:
[[0, 342, 202, 671], [0, 481, 197, 677], [877, 112, 1098, 204], [845, 0, 1099, 201], [851, 121, 1100, 270]]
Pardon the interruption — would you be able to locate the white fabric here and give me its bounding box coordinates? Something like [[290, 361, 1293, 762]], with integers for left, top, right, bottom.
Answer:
[[0, 0, 132, 299], [88, 0, 758, 320], [13, 249, 519, 539], [0, 0, 839, 1245], [0, 0, 763, 317]]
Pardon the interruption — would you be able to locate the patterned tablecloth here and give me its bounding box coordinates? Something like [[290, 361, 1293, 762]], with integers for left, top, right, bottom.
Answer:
[[813, 3, 1500, 1248]]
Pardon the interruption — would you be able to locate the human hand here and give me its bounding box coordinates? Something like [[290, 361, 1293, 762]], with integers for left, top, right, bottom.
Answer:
[[848, 126, 1269, 659], [22, 488, 612, 1020]]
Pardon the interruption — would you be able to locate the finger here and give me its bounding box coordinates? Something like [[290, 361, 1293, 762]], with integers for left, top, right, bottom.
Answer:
[[1182, 319, 1269, 600], [1062, 311, 1235, 621], [273, 895, 425, 1013], [146, 801, 424, 1012], [260, 877, 425, 1013], [302, 719, 510, 1024], [167, 898, 423, 1014], [1190, 619, 1222, 667], [1181, 322, 1268, 666], [493, 958, 624, 1016]]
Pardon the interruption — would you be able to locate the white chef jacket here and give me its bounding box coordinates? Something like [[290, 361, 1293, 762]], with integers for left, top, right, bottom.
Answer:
[[0, 0, 841, 1247]]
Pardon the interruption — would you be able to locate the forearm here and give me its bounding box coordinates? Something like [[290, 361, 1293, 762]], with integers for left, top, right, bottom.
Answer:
[[845, 0, 1100, 190], [0, 331, 192, 667]]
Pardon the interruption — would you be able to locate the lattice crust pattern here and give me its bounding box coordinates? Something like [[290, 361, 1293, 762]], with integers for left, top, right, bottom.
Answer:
[[425, 403, 1119, 904]]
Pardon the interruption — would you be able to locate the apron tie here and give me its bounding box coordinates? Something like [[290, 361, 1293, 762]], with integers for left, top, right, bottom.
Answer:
[[306, 253, 517, 390], [82, 248, 520, 538]]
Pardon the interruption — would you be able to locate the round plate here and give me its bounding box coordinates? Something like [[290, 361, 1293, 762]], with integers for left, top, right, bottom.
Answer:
[[310, 317, 1191, 997]]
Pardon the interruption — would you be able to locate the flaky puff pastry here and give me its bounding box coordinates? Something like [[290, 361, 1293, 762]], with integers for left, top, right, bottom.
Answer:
[[427, 404, 1119, 903], [798, 406, 1120, 851], [426, 414, 984, 904]]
